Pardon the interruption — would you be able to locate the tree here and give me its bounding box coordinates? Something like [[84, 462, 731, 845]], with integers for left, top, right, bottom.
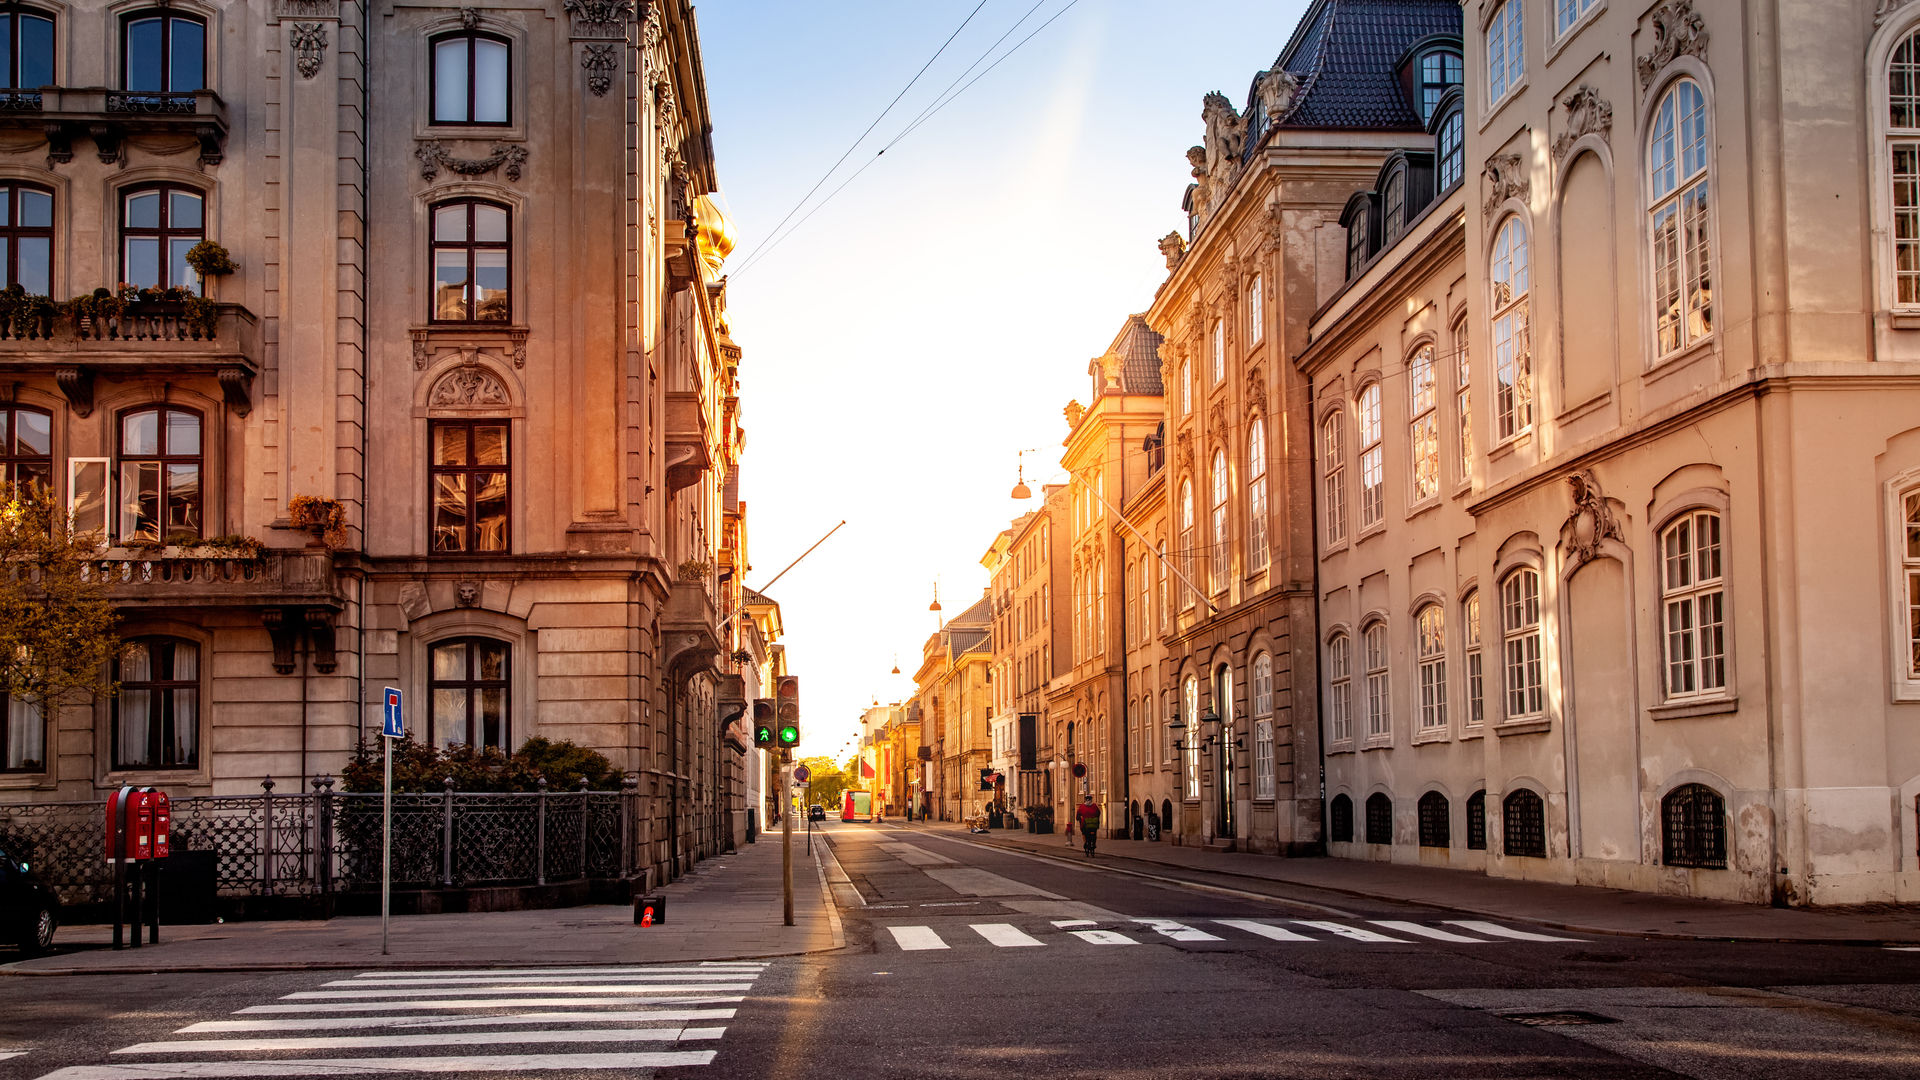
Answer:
[[0, 483, 120, 768], [797, 755, 847, 809]]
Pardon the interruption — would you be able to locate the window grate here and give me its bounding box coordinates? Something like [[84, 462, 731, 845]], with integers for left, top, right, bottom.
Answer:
[[1466, 790, 1487, 850], [1661, 783, 1726, 869], [1365, 793, 1393, 845], [1418, 791, 1450, 848], [1503, 789, 1546, 858], [1330, 794, 1352, 843]]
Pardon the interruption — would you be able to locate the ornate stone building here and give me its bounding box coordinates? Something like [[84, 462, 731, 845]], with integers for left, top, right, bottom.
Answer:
[[0, 1, 757, 890], [911, 595, 991, 823]]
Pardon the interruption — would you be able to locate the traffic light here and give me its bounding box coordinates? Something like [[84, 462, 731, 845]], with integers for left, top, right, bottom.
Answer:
[[776, 676, 801, 749], [752, 699, 776, 749]]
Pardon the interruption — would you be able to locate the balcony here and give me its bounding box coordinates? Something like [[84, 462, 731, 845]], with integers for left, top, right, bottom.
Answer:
[[0, 87, 228, 166], [0, 302, 260, 416], [660, 576, 722, 684], [663, 390, 713, 494], [89, 548, 345, 674]]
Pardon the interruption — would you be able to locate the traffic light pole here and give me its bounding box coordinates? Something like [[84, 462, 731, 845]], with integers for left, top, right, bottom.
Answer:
[[780, 749, 793, 927]]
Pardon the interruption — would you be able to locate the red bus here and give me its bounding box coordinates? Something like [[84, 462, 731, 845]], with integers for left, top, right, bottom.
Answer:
[[841, 790, 871, 822]]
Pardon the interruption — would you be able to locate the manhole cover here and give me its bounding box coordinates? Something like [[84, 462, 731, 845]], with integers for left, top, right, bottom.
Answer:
[[1498, 1010, 1620, 1027]]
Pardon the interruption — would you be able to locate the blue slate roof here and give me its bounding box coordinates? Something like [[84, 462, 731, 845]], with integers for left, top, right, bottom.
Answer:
[[1251, 0, 1462, 145]]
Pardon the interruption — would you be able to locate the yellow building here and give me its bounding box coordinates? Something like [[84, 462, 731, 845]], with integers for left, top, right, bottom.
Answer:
[[912, 596, 993, 822]]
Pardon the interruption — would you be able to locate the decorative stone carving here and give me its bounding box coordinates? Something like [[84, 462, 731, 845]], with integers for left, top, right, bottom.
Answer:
[[1094, 352, 1123, 393], [1636, 0, 1708, 90], [1551, 85, 1612, 166], [277, 0, 338, 18], [460, 7, 481, 30], [1176, 430, 1196, 476], [411, 330, 431, 369], [1064, 399, 1085, 430], [218, 366, 254, 417], [582, 43, 618, 96], [1209, 397, 1228, 436], [430, 364, 510, 407], [1481, 153, 1530, 220], [1880, 0, 1917, 28], [1186, 145, 1212, 218], [1561, 469, 1624, 566], [1159, 230, 1186, 271], [415, 139, 527, 182], [1253, 65, 1299, 126], [1200, 91, 1246, 214], [290, 22, 327, 80], [1246, 366, 1266, 415], [456, 581, 480, 608], [563, 0, 634, 37], [54, 366, 91, 417]]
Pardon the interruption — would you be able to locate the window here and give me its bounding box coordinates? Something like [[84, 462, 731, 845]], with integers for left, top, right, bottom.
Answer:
[[1247, 418, 1269, 573], [1453, 318, 1472, 477], [1437, 106, 1465, 190], [1346, 206, 1370, 279], [1486, 0, 1523, 104], [1248, 275, 1263, 344], [1649, 78, 1713, 356], [117, 406, 201, 544], [1141, 550, 1153, 639], [1252, 651, 1274, 800], [430, 638, 511, 749], [1409, 344, 1439, 502], [113, 638, 198, 769], [122, 185, 204, 293], [1125, 559, 1137, 646], [1328, 633, 1352, 743], [429, 420, 510, 553], [1179, 361, 1190, 415], [1209, 449, 1228, 594], [1183, 674, 1200, 799], [1661, 510, 1726, 698], [1157, 541, 1168, 631], [0, 182, 51, 295], [1501, 569, 1543, 719], [1662, 783, 1727, 869], [1, 692, 39, 771], [1330, 793, 1353, 843], [1891, 29, 1920, 305], [1503, 788, 1546, 858], [432, 200, 511, 322], [122, 10, 205, 96], [1466, 790, 1487, 849], [1418, 49, 1463, 122], [1463, 590, 1484, 727], [1416, 604, 1447, 732], [1490, 216, 1531, 440], [1555, 0, 1599, 36], [432, 31, 510, 125], [1363, 622, 1389, 740], [1210, 319, 1224, 383], [0, 404, 50, 492], [1902, 490, 1920, 680], [1322, 413, 1347, 545], [1365, 792, 1393, 845], [1179, 479, 1195, 610], [0, 6, 54, 94], [1357, 384, 1383, 529], [1418, 791, 1450, 848], [1383, 170, 1407, 247]]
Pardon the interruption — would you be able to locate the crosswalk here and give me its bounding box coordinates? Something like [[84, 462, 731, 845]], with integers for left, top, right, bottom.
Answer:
[[881, 917, 1579, 952], [31, 962, 769, 1079]]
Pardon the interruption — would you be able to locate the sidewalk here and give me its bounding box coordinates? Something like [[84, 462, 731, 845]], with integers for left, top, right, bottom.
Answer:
[[899, 820, 1920, 945], [2, 830, 842, 976]]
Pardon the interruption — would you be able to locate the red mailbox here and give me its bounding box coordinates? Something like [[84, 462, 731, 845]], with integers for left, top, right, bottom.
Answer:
[[148, 790, 171, 859], [104, 786, 171, 862]]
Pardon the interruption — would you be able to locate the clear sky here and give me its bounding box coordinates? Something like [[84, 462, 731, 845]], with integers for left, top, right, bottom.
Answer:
[[697, 0, 1311, 759]]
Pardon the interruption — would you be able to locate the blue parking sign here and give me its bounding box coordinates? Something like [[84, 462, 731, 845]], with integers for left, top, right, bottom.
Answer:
[[383, 688, 404, 738]]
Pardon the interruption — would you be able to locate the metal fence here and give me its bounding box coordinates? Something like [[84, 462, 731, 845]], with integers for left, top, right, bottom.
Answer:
[[0, 778, 639, 906]]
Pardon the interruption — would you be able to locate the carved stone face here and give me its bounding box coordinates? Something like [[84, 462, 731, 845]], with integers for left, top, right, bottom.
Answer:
[[457, 581, 480, 608]]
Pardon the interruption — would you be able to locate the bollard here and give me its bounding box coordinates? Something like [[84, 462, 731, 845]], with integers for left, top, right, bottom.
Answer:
[[633, 894, 666, 926]]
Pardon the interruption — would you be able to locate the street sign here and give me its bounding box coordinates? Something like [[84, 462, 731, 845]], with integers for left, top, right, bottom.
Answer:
[[1071, 762, 1087, 778], [793, 764, 811, 784], [382, 688, 404, 738]]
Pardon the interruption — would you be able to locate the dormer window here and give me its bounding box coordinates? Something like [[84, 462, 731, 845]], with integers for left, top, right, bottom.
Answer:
[[1382, 171, 1407, 247], [1433, 89, 1466, 191], [1418, 49, 1462, 123], [1347, 206, 1369, 279]]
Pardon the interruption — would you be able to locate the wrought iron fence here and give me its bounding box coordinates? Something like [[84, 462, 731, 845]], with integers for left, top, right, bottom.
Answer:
[[0, 778, 638, 906]]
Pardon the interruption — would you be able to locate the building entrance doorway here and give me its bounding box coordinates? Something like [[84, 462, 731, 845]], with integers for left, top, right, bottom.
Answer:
[[1213, 663, 1235, 839]]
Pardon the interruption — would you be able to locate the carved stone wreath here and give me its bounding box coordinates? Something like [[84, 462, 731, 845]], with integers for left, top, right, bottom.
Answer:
[[1551, 85, 1612, 166], [429, 364, 510, 408], [564, 0, 635, 38], [415, 139, 528, 182], [1636, 0, 1708, 90], [582, 43, 618, 97], [1561, 469, 1624, 567], [290, 22, 327, 80], [1481, 153, 1530, 221]]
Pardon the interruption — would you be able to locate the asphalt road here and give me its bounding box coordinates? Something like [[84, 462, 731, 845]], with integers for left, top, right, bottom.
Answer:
[[3, 819, 1919, 1079]]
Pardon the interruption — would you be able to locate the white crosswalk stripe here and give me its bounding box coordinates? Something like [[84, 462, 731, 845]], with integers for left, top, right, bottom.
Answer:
[[31, 963, 770, 1080], [1132, 918, 1224, 942], [971, 923, 1043, 947], [874, 918, 1583, 951], [1369, 920, 1491, 943], [1442, 920, 1581, 942], [887, 925, 949, 950], [1214, 919, 1317, 942]]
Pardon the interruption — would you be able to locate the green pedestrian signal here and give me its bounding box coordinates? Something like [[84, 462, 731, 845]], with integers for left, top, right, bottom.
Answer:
[[778, 724, 800, 748], [752, 699, 775, 748]]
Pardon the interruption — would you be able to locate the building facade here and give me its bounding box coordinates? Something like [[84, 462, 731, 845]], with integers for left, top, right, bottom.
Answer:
[[911, 595, 991, 823]]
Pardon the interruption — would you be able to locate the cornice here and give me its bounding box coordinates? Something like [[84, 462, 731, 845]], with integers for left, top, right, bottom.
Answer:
[[1301, 203, 1468, 372]]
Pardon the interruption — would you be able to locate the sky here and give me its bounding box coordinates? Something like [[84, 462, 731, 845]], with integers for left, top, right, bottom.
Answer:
[[696, 0, 1312, 759]]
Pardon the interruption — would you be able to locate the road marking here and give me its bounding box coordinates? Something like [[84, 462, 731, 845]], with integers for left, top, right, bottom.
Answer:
[[0, 1052, 25, 1062], [1888, 946, 1920, 951], [923, 866, 1064, 898], [33, 1051, 720, 1078], [179, 1010, 738, 1034], [1292, 920, 1407, 943], [971, 923, 1043, 947], [1066, 929, 1138, 945], [330, 973, 757, 987], [1214, 919, 1318, 942], [239, 996, 745, 1014], [283, 984, 751, 1000], [1131, 918, 1224, 942], [1369, 920, 1496, 943], [887, 925, 949, 951], [116, 1027, 724, 1055], [1052, 919, 1096, 927], [1443, 920, 1581, 942], [347, 964, 764, 979]]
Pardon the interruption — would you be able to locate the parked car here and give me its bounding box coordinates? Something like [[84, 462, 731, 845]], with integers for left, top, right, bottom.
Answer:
[[0, 843, 58, 956], [808, 804, 826, 821]]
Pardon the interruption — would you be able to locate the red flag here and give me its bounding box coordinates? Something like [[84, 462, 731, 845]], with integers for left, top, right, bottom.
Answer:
[[861, 759, 875, 778]]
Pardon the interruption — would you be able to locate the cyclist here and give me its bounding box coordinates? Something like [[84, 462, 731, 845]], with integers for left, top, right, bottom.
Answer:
[[1075, 794, 1101, 857]]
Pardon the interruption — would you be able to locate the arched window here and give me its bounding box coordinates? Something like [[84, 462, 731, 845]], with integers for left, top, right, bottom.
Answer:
[[1418, 791, 1450, 847], [0, 403, 50, 491], [1503, 788, 1546, 858], [1649, 78, 1713, 357], [1162, 798, 1174, 833], [1209, 448, 1229, 594], [1365, 792, 1393, 845], [1321, 411, 1347, 545], [1416, 604, 1447, 732], [1409, 343, 1439, 502], [1125, 558, 1137, 646], [1, 6, 55, 95], [1363, 621, 1390, 739], [1330, 793, 1353, 843], [1156, 541, 1168, 630], [1179, 479, 1195, 610], [1182, 674, 1200, 799], [1140, 551, 1153, 640], [113, 637, 199, 769], [1327, 632, 1352, 743], [1357, 383, 1383, 528], [122, 185, 204, 293], [1179, 360, 1190, 415], [1466, 789, 1487, 849], [122, 10, 204, 97], [1346, 203, 1371, 279], [1486, 0, 1523, 104], [1662, 783, 1727, 868], [1210, 319, 1224, 383], [1383, 168, 1407, 247], [432, 30, 510, 125], [1247, 275, 1263, 344], [1247, 417, 1269, 572], [1462, 590, 1484, 728], [1452, 316, 1472, 477], [430, 637, 511, 749], [1500, 568, 1543, 720], [429, 419, 510, 553], [1419, 48, 1463, 122], [432, 200, 511, 322], [117, 406, 202, 544], [1490, 215, 1531, 440], [0, 181, 52, 295], [1437, 105, 1465, 190], [1889, 28, 1920, 305], [1251, 651, 1274, 800], [1661, 510, 1726, 698]]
